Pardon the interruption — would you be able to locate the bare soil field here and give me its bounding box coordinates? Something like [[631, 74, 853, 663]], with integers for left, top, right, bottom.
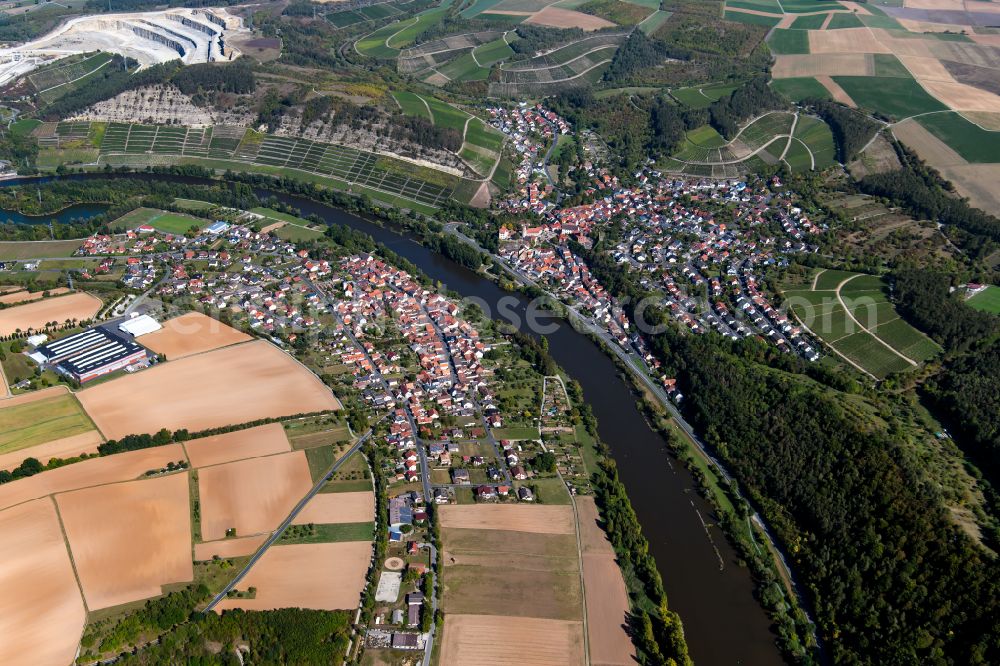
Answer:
[[960, 110, 1000, 128], [194, 534, 268, 560], [772, 53, 873, 78], [921, 78, 1000, 110], [966, 0, 1000, 13], [816, 75, 858, 105], [904, 0, 964, 9], [213, 541, 371, 611], [140, 311, 252, 360], [0, 429, 102, 471], [439, 614, 585, 666], [292, 490, 375, 525], [893, 118, 968, 165], [809, 28, 892, 54], [183, 422, 291, 468], [576, 497, 634, 666], [969, 33, 1000, 47], [0, 384, 68, 406], [198, 451, 312, 541], [441, 526, 582, 620], [941, 59, 1000, 95], [0, 292, 101, 336], [438, 503, 575, 534], [939, 163, 1000, 214], [0, 443, 186, 511], [0, 286, 68, 305], [57, 472, 192, 610], [259, 221, 285, 234], [0, 498, 86, 666], [77, 340, 340, 439], [524, 6, 615, 30], [899, 54, 957, 80]]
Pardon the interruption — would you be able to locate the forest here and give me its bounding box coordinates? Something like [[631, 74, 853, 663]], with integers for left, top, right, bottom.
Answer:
[[807, 99, 882, 163], [41, 58, 181, 120], [707, 77, 785, 139], [891, 268, 999, 352], [173, 60, 256, 98], [648, 327, 1000, 664]]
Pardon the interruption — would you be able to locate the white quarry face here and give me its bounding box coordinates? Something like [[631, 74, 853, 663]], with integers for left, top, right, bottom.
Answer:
[[0, 8, 248, 86]]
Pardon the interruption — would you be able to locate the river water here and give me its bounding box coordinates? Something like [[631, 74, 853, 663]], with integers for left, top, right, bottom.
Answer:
[[1, 174, 784, 665], [0, 202, 109, 225]]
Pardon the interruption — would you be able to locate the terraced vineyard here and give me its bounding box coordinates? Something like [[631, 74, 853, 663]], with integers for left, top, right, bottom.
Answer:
[[27, 52, 114, 103], [40, 121, 461, 212], [489, 33, 627, 97], [663, 111, 836, 175], [397, 31, 505, 76]]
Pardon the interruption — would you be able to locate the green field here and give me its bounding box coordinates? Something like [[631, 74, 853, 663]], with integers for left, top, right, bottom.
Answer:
[[967, 286, 1000, 314], [771, 77, 832, 102], [687, 124, 727, 147], [832, 76, 946, 119], [355, 19, 410, 58], [790, 13, 827, 29], [671, 83, 738, 108], [872, 54, 911, 78], [9, 118, 41, 137], [392, 91, 429, 119], [725, 0, 781, 11], [794, 115, 836, 168], [827, 12, 863, 29], [768, 28, 810, 55], [0, 239, 84, 260], [778, 0, 844, 11], [784, 269, 940, 378], [473, 36, 515, 66], [638, 9, 671, 34], [916, 112, 1000, 163], [421, 95, 472, 131], [0, 394, 97, 455], [492, 426, 540, 440], [111, 208, 203, 234], [279, 522, 375, 544], [724, 10, 781, 26]]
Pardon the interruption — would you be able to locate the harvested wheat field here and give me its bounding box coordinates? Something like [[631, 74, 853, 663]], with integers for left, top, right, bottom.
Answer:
[[897, 17, 972, 32], [198, 451, 312, 541], [440, 614, 585, 666], [194, 534, 268, 561], [772, 53, 873, 78], [213, 541, 372, 612], [961, 110, 1000, 129], [140, 311, 252, 360], [904, 0, 964, 7], [438, 503, 575, 534], [899, 55, 957, 81], [969, 33, 1000, 47], [292, 490, 375, 525], [838, 1, 872, 14], [815, 75, 858, 106], [0, 287, 69, 305], [893, 118, 968, 165], [183, 423, 291, 468], [57, 472, 192, 610], [0, 384, 68, 407], [0, 443, 186, 511], [921, 78, 1000, 110], [77, 340, 340, 439], [809, 28, 892, 54], [0, 498, 86, 666], [0, 429, 102, 472], [441, 521, 582, 620], [524, 6, 614, 30], [577, 497, 634, 666], [0, 292, 101, 336]]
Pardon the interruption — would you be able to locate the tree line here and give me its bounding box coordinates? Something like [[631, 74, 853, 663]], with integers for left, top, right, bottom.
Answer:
[[805, 99, 881, 163]]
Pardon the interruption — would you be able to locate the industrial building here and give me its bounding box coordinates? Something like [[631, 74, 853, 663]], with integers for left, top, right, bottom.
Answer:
[[30, 326, 150, 383]]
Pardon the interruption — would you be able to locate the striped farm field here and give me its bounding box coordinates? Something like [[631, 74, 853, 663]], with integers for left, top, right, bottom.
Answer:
[[783, 268, 939, 378]]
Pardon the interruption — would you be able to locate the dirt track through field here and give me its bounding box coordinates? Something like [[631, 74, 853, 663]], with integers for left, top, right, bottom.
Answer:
[[183, 423, 291, 468], [77, 340, 340, 439], [576, 497, 634, 665], [212, 541, 371, 611], [140, 311, 252, 360], [292, 490, 375, 524], [0, 498, 86, 666], [440, 614, 585, 665], [0, 292, 101, 336], [194, 534, 268, 560], [0, 443, 186, 511], [439, 503, 575, 534], [198, 451, 313, 540], [57, 472, 193, 610]]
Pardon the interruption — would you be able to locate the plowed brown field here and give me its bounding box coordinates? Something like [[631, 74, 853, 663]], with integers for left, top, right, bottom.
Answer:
[[0, 498, 86, 666], [212, 541, 372, 611], [140, 312, 252, 360], [183, 423, 291, 468], [292, 490, 375, 525], [57, 472, 193, 610], [0, 292, 101, 336], [77, 340, 340, 439], [0, 429, 102, 472], [198, 451, 313, 540]]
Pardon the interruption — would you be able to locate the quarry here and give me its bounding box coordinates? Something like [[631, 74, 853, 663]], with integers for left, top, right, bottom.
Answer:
[[0, 8, 247, 87]]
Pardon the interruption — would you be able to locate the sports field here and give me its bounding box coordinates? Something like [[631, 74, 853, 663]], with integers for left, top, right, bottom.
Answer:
[[0, 393, 96, 456], [967, 285, 1000, 313], [783, 269, 940, 378], [111, 207, 203, 234]]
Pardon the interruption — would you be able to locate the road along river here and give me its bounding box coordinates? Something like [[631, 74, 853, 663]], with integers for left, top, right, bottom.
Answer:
[[1, 173, 785, 665]]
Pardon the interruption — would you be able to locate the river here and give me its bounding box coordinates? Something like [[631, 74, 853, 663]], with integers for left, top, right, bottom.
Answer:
[[0, 202, 109, 225], [0, 173, 785, 665]]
